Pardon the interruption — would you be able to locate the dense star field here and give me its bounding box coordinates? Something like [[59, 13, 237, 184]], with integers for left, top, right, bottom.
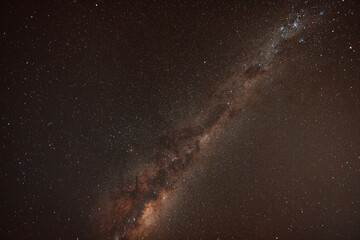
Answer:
[[1, 0, 360, 239]]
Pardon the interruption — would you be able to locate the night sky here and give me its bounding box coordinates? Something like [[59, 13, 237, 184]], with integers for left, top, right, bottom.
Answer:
[[1, 1, 360, 239]]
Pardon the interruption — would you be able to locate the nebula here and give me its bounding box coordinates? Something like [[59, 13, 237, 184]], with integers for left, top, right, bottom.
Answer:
[[95, 7, 323, 240]]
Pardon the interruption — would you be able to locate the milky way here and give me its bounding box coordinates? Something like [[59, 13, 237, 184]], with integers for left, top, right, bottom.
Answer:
[[2, 1, 360, 239], [95, 6, 324, 239]]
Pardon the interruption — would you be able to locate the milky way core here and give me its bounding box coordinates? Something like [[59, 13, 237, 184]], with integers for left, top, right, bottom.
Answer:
[[95, 6, 325, 239]]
